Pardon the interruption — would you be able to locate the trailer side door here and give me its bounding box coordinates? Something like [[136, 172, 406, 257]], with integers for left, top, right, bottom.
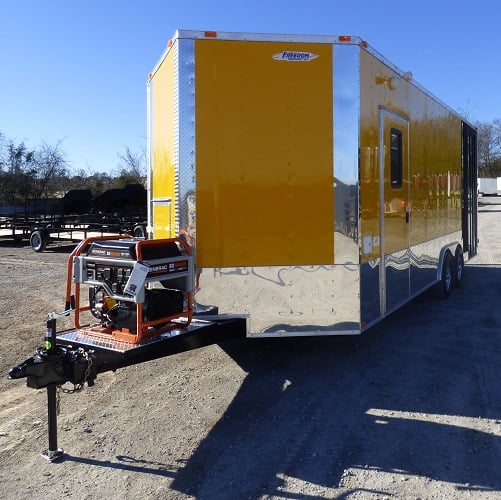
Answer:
[[379, 109, 410, 314]]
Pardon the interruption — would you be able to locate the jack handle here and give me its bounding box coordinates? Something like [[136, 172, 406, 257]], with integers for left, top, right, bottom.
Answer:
[[47, 295, 76, 321]]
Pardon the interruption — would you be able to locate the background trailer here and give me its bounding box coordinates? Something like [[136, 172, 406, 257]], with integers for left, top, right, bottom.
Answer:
[[147, 31, 478, 337]]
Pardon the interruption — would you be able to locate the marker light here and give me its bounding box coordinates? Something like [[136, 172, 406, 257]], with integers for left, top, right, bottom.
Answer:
[[338, 35, 352, 42], [204, 31, 217, 38]]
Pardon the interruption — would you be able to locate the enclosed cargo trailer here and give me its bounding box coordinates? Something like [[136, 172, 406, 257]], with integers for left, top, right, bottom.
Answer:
[[147, 30, 478, 337], [7, 30, 481, 461]]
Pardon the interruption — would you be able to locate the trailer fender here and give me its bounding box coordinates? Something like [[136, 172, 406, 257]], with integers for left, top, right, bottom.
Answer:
[[452, 245, 464, 288], [132, 224, 147, 239], [435, 243, 461, 298]]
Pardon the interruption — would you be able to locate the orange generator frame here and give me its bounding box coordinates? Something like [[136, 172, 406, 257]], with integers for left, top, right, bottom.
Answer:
[[66, 236, 194, 344]]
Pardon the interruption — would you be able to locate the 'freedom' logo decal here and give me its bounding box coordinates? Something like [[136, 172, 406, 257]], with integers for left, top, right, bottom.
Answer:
[[272, 51, 319, 62]]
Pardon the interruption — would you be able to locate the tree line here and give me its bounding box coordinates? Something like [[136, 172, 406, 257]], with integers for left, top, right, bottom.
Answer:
[[476, 119, 501, 178], [0, 132, 146, 206]]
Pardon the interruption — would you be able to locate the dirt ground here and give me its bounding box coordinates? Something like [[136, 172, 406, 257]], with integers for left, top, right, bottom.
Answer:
[[1, 199, 501, 499]]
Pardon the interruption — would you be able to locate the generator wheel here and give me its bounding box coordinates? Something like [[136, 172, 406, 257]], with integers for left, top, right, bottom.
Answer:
[[435, 252, 454, 299], [453, 246, 464, 288], [30, 229, 49, 252], [133, 224, 146, 239]]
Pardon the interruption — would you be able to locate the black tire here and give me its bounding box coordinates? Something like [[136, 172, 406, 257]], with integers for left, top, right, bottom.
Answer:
[[133, 224, 146, 239], [435, 252, 454, 299], [453, 246, 464, 288], [30, 229, 49, 252]]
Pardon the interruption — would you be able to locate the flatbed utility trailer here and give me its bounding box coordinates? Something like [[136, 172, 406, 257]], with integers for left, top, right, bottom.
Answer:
[[0, 185, 148, 251], [147, 30, 478, 337]]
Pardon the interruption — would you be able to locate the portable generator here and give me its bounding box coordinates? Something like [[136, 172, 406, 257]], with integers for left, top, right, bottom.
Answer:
[[69, 236, 194, 344]]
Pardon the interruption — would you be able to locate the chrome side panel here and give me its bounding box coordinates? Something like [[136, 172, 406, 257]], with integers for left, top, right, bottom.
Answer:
[[409, 231, 462, 296], [196, 264, 360, 336], [360, 258, 381, 327], [147, 39, 195, 241], [177, 40, 196, 241], [333, 43, 359, 265], [360, 232, 461, 327], [384, 247, 411, 313], [334, 44, 381, 329], [361, 231, 462, 324], [146, 75, 153, 237]]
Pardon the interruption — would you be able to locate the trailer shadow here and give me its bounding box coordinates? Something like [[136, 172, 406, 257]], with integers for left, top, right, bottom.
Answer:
[[170, 264, 501, 497], [478, 199, 501, 212]]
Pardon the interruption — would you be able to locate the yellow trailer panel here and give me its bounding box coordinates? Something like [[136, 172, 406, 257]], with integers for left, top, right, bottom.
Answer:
[[195, 39, 334, 268], [149, 46, 177, 239]]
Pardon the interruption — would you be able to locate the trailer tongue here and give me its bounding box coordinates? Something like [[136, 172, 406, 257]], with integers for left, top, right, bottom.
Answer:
[[8, 236, 247, 461]]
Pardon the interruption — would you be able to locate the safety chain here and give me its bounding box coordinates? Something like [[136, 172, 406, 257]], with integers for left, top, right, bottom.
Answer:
[[58, 349, 93, 397]]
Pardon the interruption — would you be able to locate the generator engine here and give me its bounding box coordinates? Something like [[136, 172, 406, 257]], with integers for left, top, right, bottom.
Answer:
[[88, 273, 184, 333], [71, 236, 194, 344]]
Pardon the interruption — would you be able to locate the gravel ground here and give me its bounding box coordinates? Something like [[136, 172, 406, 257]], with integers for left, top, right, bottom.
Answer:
[[1, 198, 501, 499]]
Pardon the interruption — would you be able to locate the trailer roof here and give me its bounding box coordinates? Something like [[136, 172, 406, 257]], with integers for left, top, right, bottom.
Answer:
[[175, 29, 365, 45], [149, 29, 475, 128]]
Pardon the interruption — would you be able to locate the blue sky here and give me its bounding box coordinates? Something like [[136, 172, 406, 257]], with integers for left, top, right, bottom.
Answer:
[[1, 0, 498, 174]]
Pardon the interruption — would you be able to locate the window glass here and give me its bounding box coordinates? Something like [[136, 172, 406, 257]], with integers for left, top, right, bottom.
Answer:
[[390, 128, 402, 189]]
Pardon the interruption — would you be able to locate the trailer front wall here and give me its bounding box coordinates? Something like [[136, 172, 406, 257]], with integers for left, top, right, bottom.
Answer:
[[190, 37, 360, 334]]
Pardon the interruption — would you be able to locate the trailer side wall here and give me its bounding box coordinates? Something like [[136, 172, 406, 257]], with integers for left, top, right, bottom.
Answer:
[[149, 42, 178, 238], [359, 49, 463, 325]]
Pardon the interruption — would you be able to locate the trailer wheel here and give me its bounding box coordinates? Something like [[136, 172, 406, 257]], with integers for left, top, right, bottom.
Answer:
[[453, 246, 464, 288], [435, 252, 454, 299], [133, 224, 147, 239], [30, 229, 49, 252]]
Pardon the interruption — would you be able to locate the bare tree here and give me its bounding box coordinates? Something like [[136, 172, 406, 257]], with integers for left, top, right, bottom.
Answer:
[[0, 140, 36, 204], [476, 119, 501, 177], [115, 146, 146, 187], [0, 138, 70, 205], [32, 141, 69, 198]]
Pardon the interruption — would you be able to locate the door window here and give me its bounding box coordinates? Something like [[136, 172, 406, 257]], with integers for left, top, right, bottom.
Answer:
[[390, 128, 403, 189]]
